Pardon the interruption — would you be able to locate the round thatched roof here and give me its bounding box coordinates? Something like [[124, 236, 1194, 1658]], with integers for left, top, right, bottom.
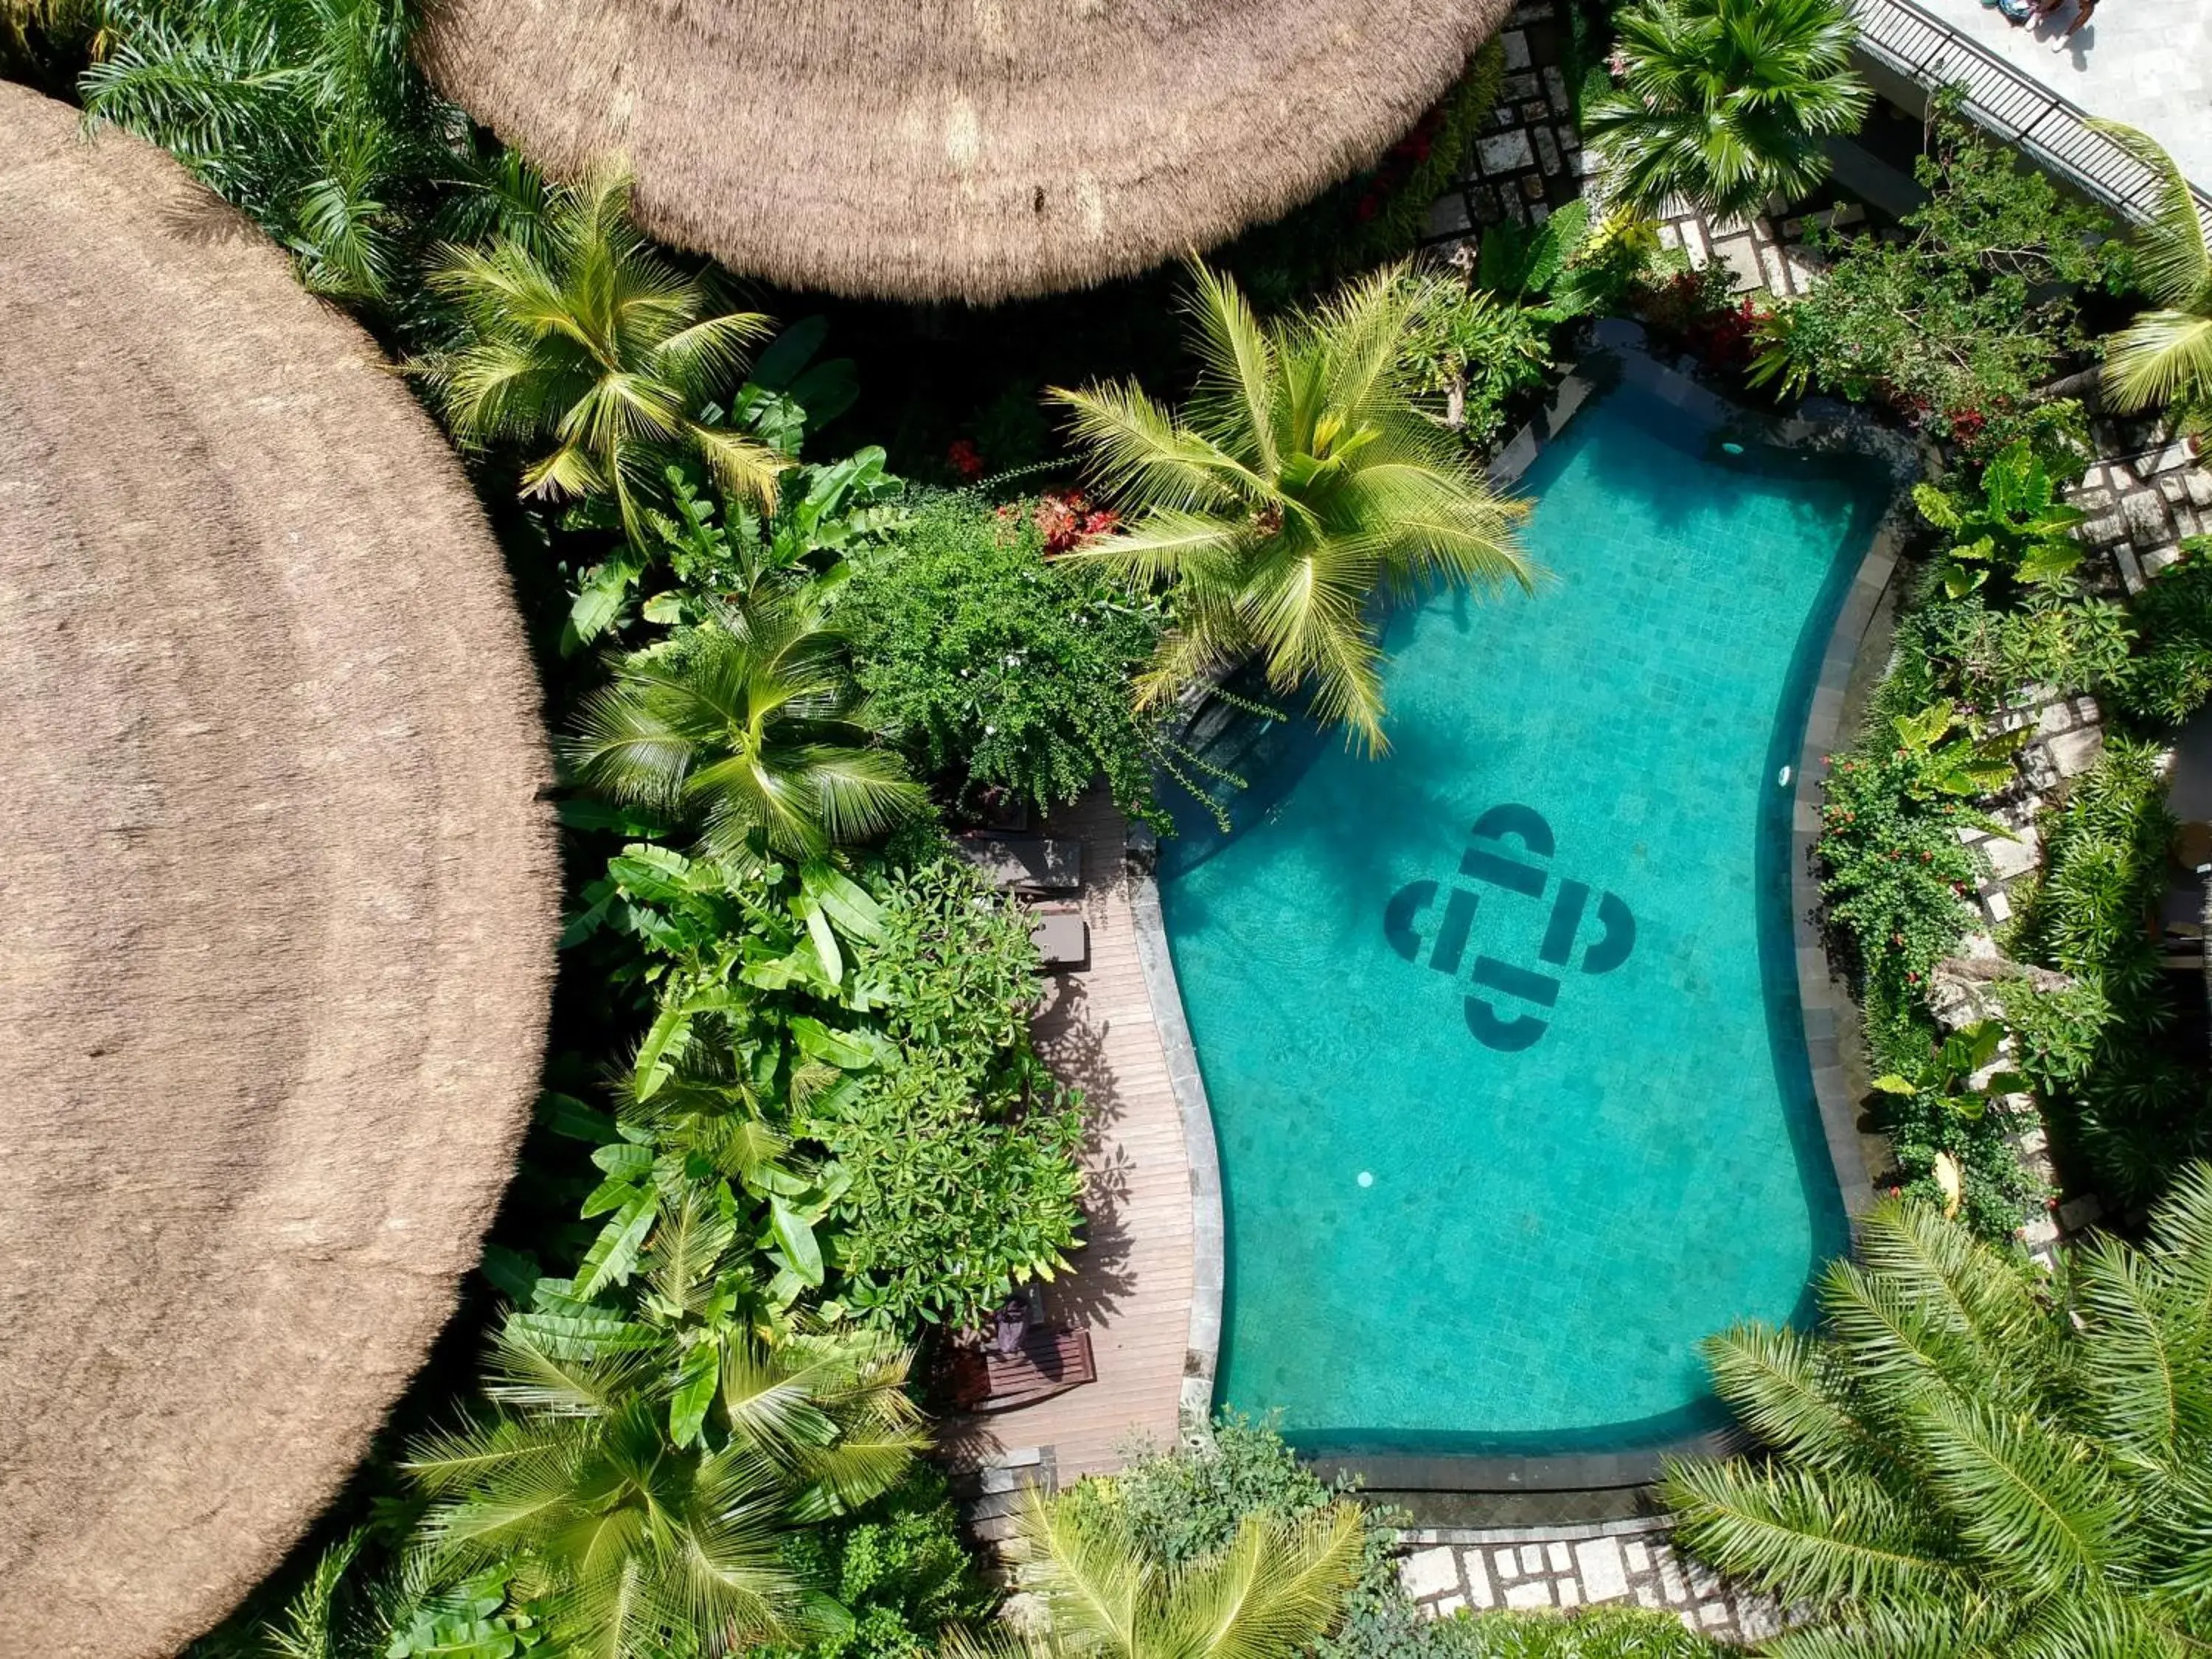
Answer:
[[417, 0, 1514, 304], [0, 83, 557, 1658]]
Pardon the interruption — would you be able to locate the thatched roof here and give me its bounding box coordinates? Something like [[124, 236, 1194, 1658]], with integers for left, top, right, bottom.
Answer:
[[0, 83, 557, 1658], [417, 0, 1514, 304]]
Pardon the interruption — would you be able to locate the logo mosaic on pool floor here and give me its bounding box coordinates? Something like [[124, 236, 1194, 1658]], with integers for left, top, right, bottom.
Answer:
[[1382, 804, 1635, 1051]]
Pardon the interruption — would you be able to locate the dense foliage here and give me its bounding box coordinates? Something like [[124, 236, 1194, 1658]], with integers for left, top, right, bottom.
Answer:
[[80, 0, 522, 318], [1584, 0, 1868, 220], [1071, 1419, 1719, 1659], [1666, 1180, 2212, 1655], [773, 1471, 995, 1659], [1749, 111, 2115, 453], [2011, 740, 2211, 1203], [838, 493, 1166, 821], [1055, 262, 1531, 751], [566, 845, 1085, 1333]]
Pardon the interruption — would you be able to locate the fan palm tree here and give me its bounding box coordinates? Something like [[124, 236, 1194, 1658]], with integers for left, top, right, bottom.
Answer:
[[1050, 263, 1531, 754], [1584, 0, 1870, 221], [566, 599, 928, 860], [417, 159, 788, 538], [2093, 122, 2212, 453], [1661, 1170, 2212, 1655], [947, 1486, 1363, 1659], [408, 1324, 923, 1659]]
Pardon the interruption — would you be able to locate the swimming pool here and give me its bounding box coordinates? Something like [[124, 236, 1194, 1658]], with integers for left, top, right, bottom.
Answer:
[[1158, 361, 1885, 1458]]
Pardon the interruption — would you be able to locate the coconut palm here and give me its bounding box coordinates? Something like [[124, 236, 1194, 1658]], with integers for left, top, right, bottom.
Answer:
[[947, 1486, 1363, 1659], [2093, 122, 2212, 451], [1584, 0, 1870, 221], [407, 1324, 923, 1659], [1051, 262, 1531, 754], [1661, 1171, 2212, 1655], [417, 159, 788, 538], [566, 599, 927, 860]]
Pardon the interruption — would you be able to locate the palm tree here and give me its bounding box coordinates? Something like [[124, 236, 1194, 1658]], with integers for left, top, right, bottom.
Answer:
[[1661, 1171, 2212, 1655], [407, 1324, 923, 1659], [947, 1486, 1363, 1659], [1051, 263, 1531, 754], [417, 159, 788, 539], [82, 0, 447, 304], [1584, 0, 1870, 221], [2093, 122, 2212, 453], [566, 599, 928, 860]]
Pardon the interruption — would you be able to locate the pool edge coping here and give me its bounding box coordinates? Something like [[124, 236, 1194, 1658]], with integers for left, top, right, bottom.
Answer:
[[1127, 319, 1915, 1499], [1123, 816, 1227, 1446]]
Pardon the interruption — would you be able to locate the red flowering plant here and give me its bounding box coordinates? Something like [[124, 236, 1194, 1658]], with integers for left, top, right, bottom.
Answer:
[[1033, 488, 1119, 556], [946, 438, 985, 480]]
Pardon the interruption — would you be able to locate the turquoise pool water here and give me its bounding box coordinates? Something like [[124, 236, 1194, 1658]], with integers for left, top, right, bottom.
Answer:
[[1159, 368, 1882, 1455]]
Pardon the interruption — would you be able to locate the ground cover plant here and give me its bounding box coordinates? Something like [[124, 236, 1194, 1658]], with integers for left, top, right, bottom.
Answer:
[[1666, 1175, 2212, 1655]]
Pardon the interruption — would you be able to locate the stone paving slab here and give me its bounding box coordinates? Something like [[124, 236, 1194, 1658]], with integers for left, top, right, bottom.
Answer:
[[1397, 1526, 1784, 1642]]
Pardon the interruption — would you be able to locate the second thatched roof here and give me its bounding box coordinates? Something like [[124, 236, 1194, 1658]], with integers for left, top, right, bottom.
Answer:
[[417, 0, 1514, 304], [0, 82, 557, 1658]]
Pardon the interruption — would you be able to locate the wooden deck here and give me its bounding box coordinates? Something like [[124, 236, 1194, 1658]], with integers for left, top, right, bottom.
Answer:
[[938, 790, 1197, 1486]]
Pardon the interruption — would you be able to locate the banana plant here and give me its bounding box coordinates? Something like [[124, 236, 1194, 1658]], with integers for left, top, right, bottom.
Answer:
[[1913, 439, 2087, 596], [1891, 699, 2026, 796]]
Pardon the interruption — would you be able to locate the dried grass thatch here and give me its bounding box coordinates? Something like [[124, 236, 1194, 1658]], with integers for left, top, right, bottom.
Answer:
[[0, 82, 557, 1658], [417, 0, 1514, 304]]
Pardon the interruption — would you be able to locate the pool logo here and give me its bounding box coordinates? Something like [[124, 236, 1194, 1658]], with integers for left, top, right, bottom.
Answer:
[[1382, 804, 1635, 1052]]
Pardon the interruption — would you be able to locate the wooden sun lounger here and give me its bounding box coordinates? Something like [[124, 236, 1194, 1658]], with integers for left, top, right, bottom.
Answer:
[[955, 835, 1082, 891], [1029, 903, 1088, 970], [945, 1326, 1097, 1414]]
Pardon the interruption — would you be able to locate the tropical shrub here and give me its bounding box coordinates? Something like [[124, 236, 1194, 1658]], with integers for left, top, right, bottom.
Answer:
[[1398, 203, 1654, 452], [1815, 734, 1989, 1005], [1666, 1178, 2212, 1654], [2011, 740, 2211, 1200], [1864, 1015, 2042, 1238], [2092, 122, 2212, 452], [773, 1470, 995, 1659], [1749, 112, 2113, 453], [566, 846, 1086, 1334], [837, 492, 1167, 821], [566, 599, 928, 861], [1912, 439, 2089, 596], [2114, 538, 2212, 723], [1584, 0, 1868, 220], [1054, 262, 1531, 752], [82, 0, 504, 313], [1063, 1417, 1719, 1659]]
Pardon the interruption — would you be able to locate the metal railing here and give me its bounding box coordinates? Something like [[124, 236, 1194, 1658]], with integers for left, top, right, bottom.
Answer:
[[1844, 0, 2212, 237]]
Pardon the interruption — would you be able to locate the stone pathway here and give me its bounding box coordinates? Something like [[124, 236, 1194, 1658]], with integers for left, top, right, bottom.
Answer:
[[1397, 1523, 1784, 1643], [2068, 419, 2212, 594], [1419, 1, 1841, 303], [1425, 2, 1585, 240]]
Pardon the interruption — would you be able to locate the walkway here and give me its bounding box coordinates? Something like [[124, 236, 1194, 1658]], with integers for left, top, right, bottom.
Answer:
[[1871, 0, 2212, 195], [940, 791, 1197, 1538], [1398, 1522, 1784, 1643]]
